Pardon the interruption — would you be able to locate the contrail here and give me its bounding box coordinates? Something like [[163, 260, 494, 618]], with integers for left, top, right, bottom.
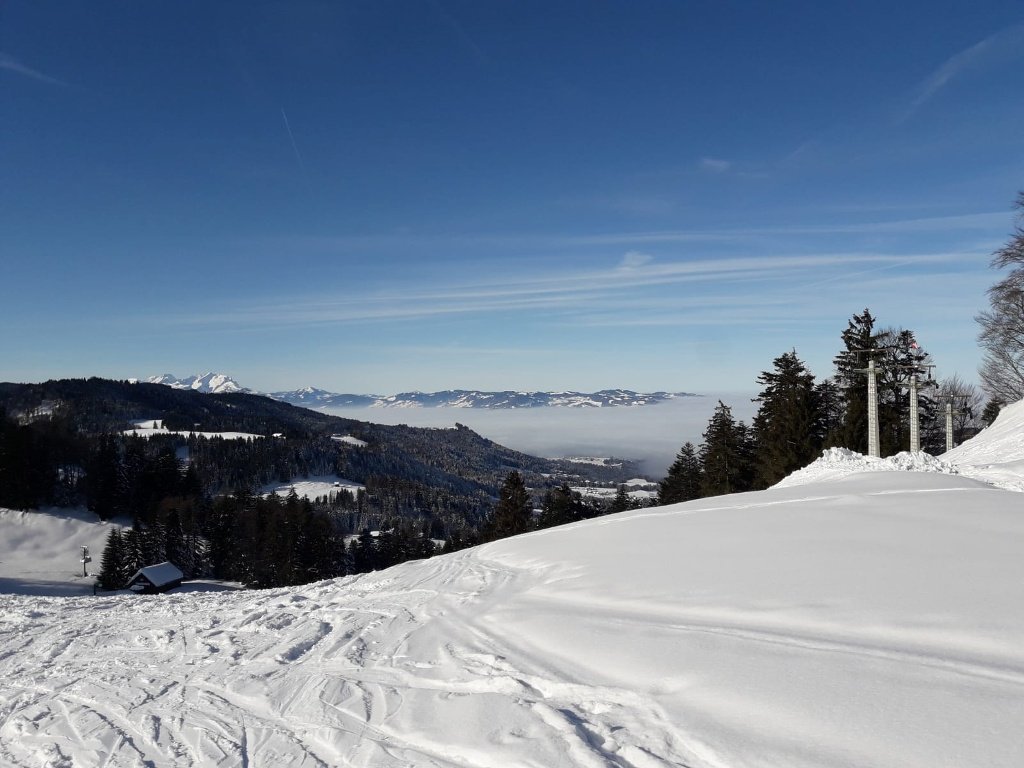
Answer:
[[281, 107, 307, 177]]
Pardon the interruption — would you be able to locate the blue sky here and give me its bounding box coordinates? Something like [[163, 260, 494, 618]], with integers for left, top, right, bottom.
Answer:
[[2, 1, 1023, 394]]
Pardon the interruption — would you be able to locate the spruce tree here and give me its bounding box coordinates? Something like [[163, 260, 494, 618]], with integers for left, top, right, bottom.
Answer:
[[833, 309, 878, 453], [876, 327, 933, 455], [982, 398, 1003, 426], [699, 402, 752, 497], [97, 528, 125, 590], [815, 378, 844, 447], [485, 471, 533, 540], [537, 483, 577, 529], [658, 442, 702, 504], [607, 484, 631, 514], [752, 350, 821, 488]]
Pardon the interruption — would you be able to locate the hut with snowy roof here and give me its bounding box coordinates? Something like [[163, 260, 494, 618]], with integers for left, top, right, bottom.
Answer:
[[126, 562, 183, 594]]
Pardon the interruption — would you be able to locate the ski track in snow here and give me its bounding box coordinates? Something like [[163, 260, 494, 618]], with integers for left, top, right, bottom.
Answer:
[[4, 496, 1024, 768], [0, 554, 713, 767]]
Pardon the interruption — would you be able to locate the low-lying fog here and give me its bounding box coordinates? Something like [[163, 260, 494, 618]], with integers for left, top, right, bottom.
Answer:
[[327, 394, 758, 478]]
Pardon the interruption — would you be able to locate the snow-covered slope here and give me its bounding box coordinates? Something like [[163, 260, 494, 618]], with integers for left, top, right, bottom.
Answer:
[[0, 508, 123, 596], [4, 404, 1024, 766], [941, 399, 1024, 490]]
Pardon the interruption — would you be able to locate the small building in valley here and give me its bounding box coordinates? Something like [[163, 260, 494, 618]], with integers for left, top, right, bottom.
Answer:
[[126, 562, 183, 594]]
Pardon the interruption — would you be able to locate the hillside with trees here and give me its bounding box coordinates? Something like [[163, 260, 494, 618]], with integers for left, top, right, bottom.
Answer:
[[658, 309, 984, 505], [0, 379, 637, 589]]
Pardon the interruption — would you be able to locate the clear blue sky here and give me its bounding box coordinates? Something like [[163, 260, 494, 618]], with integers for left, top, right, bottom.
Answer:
[[2, 1, 1022, 393]]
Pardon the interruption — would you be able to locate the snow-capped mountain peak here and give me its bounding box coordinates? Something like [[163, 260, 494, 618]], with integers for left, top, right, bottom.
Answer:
[[148, 375, 700, 409], [145, 372, 248, 394]]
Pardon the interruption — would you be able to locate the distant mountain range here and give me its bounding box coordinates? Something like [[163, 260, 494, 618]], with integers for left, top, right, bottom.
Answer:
[[147, 373, 249, 395], [147, 374, 699, 409]]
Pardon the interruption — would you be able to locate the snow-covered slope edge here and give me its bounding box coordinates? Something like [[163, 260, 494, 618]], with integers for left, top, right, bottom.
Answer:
[[940, 398, 1024, 491], [777, 398, 1024, 492], [774, 447, 960, 488], [2, 469, 1022, 768]]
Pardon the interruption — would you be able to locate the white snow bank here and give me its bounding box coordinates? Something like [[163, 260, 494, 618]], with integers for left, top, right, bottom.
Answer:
[[774, 447, 959, 488]]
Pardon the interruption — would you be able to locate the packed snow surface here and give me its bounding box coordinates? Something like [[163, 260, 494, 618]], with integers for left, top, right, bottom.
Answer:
[[5, 403, 1024, 765]]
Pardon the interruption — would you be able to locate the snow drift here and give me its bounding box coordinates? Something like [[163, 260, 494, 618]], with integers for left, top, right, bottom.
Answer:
[[3, 405, 1024, 766]]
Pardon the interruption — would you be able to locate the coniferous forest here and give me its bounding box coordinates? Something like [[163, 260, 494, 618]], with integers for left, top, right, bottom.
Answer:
[[657, 309, 989, 505], [0, 309, 992, 590], [0, 379, 626, 589]]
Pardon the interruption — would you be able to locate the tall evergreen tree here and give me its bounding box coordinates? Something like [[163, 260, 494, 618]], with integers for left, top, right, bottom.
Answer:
[[833, 308, 879, 453], [831, 310, 934, 456], [981, 397, 1003, 426], [815, 378, 844, 448], [484, 471, 533, 540], [87, 434, 125, 521], [537, 483, 579, 529], [658, 442, 703, 504], [699, 402, 752, 497], [752, 350, 821, 487], [607, 484, 631, 514], [97, 528, 126, 590]]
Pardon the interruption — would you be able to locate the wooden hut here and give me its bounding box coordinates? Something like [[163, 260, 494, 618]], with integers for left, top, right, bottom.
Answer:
[[126, 562, 183, 594]]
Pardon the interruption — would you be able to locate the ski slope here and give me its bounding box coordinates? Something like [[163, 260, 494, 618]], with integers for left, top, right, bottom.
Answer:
[[2, 408, 1024, 766]]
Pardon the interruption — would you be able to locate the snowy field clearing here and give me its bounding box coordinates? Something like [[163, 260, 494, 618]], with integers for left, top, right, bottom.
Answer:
[[572, 485, 658, 502], [125, 420, 264, 441], [262, 475, 365, 500], [2, 404, 1024, 765]]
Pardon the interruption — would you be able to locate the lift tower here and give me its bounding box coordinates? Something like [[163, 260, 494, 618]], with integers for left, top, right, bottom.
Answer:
[[853, 349, 890, 458], [892, 364, 935, 452]]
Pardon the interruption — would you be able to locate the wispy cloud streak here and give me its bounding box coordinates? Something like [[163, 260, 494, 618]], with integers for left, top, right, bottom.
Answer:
[[0, 53, 66, 86], [159, 249, 965, 331], [281, 108, 308, 177], [901, 23, 1024, 121]]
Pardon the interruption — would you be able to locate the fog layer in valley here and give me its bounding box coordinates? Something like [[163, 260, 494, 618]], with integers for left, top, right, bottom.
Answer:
[[327, 395, 758, 477]]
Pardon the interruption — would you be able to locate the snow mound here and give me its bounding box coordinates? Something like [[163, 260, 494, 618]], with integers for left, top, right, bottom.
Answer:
[[774, 447, 959, 488]]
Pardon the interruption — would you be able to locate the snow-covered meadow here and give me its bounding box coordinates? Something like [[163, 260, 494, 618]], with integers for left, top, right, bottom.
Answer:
[[3, 404, 1024, 766]]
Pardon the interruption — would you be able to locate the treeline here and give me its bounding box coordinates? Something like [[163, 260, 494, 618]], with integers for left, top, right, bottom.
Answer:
[[659, 309, 991, 504], [0, 377, 647, 590], [95, 490, 443, 590], [94, 474, 635, 591]]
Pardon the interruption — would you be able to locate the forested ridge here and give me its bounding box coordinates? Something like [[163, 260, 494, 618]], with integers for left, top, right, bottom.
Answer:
[[0, 378, 640, 589]]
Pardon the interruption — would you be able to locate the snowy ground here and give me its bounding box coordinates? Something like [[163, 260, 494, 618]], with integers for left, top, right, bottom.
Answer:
[[0, 508, 123, 596], [572, 482, 658, 503], [3, 405, 1024, 765], [125, 420, 264, 441], [262, 476, 365, 500]]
